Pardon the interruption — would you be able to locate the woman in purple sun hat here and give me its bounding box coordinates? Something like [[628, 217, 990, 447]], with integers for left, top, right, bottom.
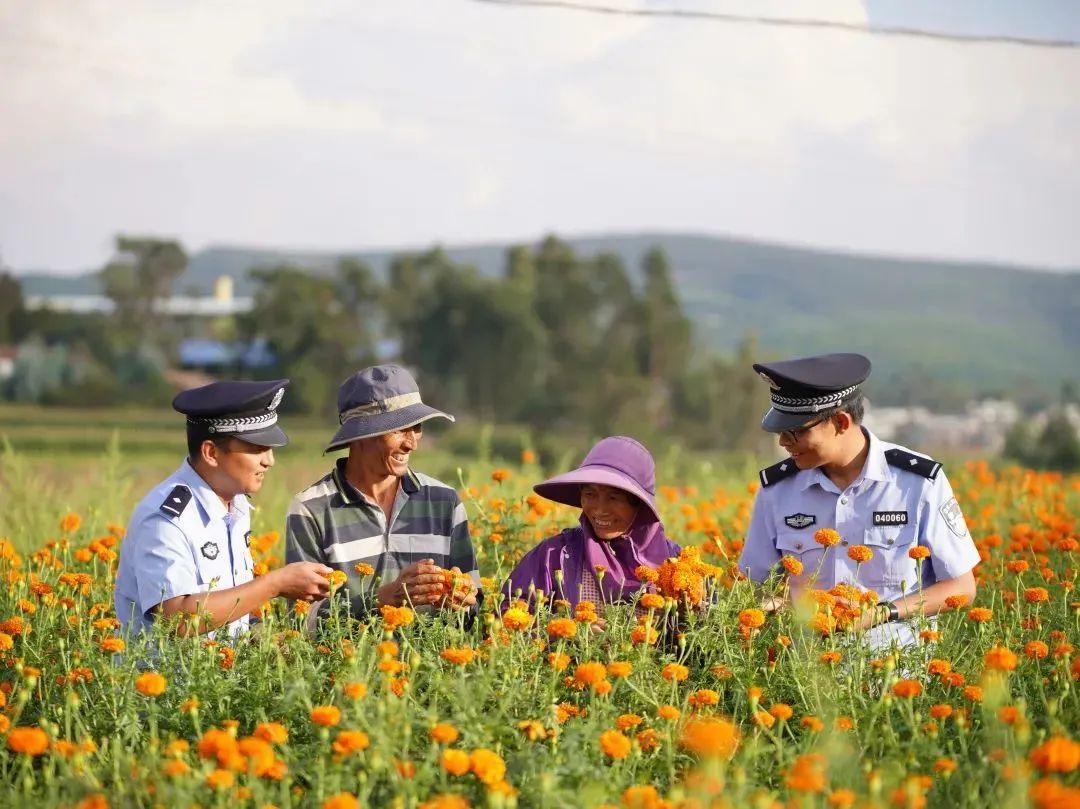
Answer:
[[502, 436, 681, 616]]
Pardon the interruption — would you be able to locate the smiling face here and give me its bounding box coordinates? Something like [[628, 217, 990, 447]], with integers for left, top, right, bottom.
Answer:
[[777, 414, 844, 469], [580, 483, 639, 541], [355, 424, 424, 479], [203, 437, 275, 498]]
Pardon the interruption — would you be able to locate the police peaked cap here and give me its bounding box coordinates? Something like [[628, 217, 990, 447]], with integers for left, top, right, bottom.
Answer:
[[752, 353, 871, 433], [173, 378, 290, 447]]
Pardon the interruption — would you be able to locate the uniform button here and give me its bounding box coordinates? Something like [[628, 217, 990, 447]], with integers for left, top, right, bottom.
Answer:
[[795, 543, 803, 550], [840, 496, 849, 505], [887, 539, 895, 546], [841, 540, 849, 546]]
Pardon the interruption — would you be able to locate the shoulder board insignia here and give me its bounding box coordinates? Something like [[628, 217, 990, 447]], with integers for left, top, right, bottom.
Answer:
[[759, 459, 799, 488], [160, 485, 192, 518], [885, 448, 942, 481]]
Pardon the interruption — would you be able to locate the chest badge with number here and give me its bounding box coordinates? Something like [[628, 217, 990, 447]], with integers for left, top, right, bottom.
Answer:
[[201, 541, 220, 561], [873, 511, 909, 526], [784, 513, 816, 530]]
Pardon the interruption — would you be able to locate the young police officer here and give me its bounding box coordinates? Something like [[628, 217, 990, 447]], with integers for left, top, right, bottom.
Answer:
[[115, 379, 333, 637], [738, 353, 980, 648]]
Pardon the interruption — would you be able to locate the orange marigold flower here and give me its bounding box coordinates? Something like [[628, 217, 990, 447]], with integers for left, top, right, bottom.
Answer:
[[163, 759, 190, 777], [892, 679, 922, 699], [323, 793, 361, 809], [599, 729, 632, 759], [441, 647, 476, 666], [657, 705, 681, 721], [944, 594, 970, 610], [441, 748, 470, 776], [1025, 640, 1050, 660], [615, 713, 643, 731], [429, 723, 459, 744], [828, 789, 857, 808], [310, 706, 342, 727], [502, 607, 533, 632], [769, 703, 794, 721], [380, 605, 415, 631], [680, 717, 739, 758], [134, 671, 167, 697], [491, 469, 511, 483], [1024, 587, 1050, 604], [984, 646, 1018, 672], [689, 689, 720, 708], [814, 528, 841, 547], [205, 769, 235, 790], [99, 637, 125, 653], [785, 752, 827, 793], [1029, 737, 1080, 774], [631, 623, 659, 646], [967, 607, 993, 623], [738, 608, 765, 630], [635, 728, 661, 753], [933, 758, 957, 774], [59, 513, 82, 533], [1006, 560, 1029, 573], [469, 748, 506, 784], [908, 546, 931, 560], [622, 785, 663, 808], [780, 555, 804, 576], [331, 730, 370, 756], [661, 663, 689, 682], [639, 593, 665, 611], [635, 565, 660, 584], [547, 618, 578, 639], [928, 659, 952, 676], [834, 716, 854, 732], [353, 562, 375, 576], [343, 682, 368, 700], [575, 661, 608, 687], [820, 651, 842, 665], [548, 652, 571, 671], [801, 716, 825, 732], [998, 706, 1023, 725], [7, 726, 48, 756], [254, 722, 288, 744], [963, 685, 983, 702], [847, 545, 873, 563], [607, 661, 633, 678]]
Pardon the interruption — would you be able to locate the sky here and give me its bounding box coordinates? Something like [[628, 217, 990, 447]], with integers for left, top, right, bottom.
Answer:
[[1, 0, 1078, 273]]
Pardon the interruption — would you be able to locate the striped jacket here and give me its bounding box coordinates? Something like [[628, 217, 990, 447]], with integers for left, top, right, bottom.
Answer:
[[285, 460, 478, 621]]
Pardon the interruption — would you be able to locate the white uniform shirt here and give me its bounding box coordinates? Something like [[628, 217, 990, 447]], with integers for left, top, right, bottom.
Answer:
[[739, 429, 980, 647], [114, 459, 255, 638]]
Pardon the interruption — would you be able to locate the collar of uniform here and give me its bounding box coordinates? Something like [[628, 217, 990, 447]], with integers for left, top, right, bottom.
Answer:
[[797, 427, 888, 492], [331, 458, 421, 505], [176, 459, 230, 524]]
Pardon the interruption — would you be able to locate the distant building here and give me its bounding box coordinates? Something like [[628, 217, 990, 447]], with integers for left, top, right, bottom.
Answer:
[[178, 337, 276, 373], [865, 399, 1022, 455], [24, 275, 253, 316]]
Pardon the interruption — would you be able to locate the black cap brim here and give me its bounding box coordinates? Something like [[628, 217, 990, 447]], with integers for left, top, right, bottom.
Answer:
[[229, 424, 289, 448], [761, 407, 822, 434]]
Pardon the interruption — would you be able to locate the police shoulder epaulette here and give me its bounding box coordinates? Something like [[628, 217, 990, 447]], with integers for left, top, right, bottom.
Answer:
[[884, 448, 942, 481], [160, 485, 192, 518], [759, 459, 800, 488]]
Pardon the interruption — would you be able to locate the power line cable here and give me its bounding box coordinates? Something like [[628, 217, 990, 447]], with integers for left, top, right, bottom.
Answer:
[[472, 0, 1080, 49]]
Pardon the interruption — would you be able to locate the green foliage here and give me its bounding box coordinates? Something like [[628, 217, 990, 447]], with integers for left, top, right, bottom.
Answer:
[[1003, 411, 1080, 472]]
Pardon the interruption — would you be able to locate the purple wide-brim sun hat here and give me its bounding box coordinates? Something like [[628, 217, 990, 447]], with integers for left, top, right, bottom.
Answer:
[[325, 364, 454, 452], [533, 435, 660, 522]]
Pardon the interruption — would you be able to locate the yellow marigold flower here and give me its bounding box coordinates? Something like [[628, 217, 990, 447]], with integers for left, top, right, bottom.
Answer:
[[599, 729, 631, 759], [548, 651, 571, 671], [331, 730, 370, 756], [441, 748, 470, 776], [322, 569, 348, 588], [502, 607, 532, 632], [679, 717, 739, 759], [846, 545, 873, 563], [323, 793, 361, 809], [254, 722, 288, 744], [984, 646, 1018, 672], [469, 748, 506, 785], [547, 618, 578, 639], [99, 637, 124, 653], [661, 663, 689, 682], [134, 671, 167, 697], [7, 726, 48, 756], [429, 723, 459, 744], [310, 706, 342, 727], [607, 661, 633, 678], [814, 528, 841, 547]]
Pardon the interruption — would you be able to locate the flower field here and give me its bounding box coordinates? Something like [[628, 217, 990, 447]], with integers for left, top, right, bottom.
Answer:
[[0, 457, 1077, 809]]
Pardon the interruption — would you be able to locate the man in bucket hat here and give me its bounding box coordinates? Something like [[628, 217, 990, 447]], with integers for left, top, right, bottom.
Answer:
[[285, 365, 480, 630]]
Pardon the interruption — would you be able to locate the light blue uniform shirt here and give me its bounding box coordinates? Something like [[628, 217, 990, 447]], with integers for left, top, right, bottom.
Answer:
[[739, 429, 980, 647], [114, 459, 255, 638]]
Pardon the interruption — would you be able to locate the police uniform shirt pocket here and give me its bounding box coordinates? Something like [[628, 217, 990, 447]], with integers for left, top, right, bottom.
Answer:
[[194, 534, 231, 592], [862, 525, 918, 591], [776, 530, 825, 583]]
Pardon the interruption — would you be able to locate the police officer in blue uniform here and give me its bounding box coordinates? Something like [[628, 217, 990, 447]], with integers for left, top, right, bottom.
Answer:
[[115, 379, 333, 638], [738, 353, 980, 648]]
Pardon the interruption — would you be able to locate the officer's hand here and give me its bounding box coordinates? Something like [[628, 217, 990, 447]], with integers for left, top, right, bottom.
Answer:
[[271, 562, 333, 601], [442, 567, 478, 611], [377, 559, 445, 608], [832, 596, 880, 632]]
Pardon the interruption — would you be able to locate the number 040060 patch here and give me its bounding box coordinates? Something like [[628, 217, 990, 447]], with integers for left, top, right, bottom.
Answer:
[[939, 497, 967, 537]]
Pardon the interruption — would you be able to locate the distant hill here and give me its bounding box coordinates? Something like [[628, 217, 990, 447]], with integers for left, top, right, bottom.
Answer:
[[17, 233, 1080, 398]]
